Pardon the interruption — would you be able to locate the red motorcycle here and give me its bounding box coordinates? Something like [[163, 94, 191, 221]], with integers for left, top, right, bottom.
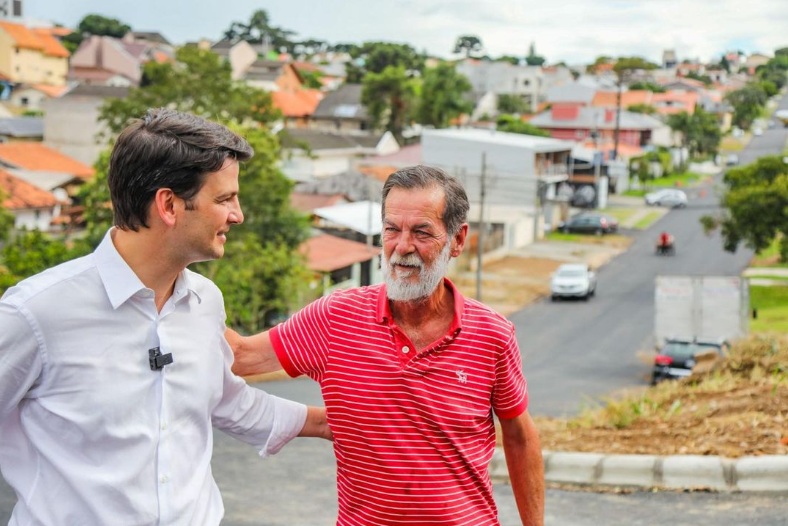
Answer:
[[655, 232, 675, 255]]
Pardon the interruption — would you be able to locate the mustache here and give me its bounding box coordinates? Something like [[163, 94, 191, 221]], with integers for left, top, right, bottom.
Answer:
[[388, 253, 423, 267]]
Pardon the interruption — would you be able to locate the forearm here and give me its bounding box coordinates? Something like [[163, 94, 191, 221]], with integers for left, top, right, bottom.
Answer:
[[226, 328, 283, 377], [501, 412, 545, 526], [299, 405, 333, 441]]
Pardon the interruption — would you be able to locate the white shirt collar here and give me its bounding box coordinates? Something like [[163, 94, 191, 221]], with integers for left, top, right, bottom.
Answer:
[[94, 228, 201, 309]]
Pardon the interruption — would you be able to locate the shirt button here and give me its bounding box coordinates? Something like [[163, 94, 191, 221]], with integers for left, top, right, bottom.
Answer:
[[160, 475, 169, 484], [161, 421, 167, 430], [402, 346, 410, 354]]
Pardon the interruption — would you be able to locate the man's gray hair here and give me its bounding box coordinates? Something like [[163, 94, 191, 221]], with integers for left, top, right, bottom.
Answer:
[[381, 165, 469, 236]]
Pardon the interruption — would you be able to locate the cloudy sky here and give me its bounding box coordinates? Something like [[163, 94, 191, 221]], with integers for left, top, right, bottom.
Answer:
[[22, 0, 787, 64]]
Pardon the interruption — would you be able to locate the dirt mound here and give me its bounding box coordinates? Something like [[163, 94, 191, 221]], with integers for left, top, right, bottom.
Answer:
[[531, 335, 788, 458]]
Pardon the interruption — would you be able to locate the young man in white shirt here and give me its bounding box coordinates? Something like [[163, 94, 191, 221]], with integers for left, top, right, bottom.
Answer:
[[0, 108, 330, 525]]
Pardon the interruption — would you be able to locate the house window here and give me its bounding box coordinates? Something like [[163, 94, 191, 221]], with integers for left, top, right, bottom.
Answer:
[[20, 96, 28, 106], [329, 265, 353, 285], [523, 79, 530, 87]]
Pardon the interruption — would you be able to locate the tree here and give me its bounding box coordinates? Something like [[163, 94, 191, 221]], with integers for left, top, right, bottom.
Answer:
[[416, 62, 472, 128], [666, 108, 720, 160], [0, 229, 88, 294], [86, 46, 310, 330], [524, 42, 545, 66], [100, 46, 279, 135], [223, 9, 295, 52], [700, 155, 788, 261], [725, 84, 768, 130], [61, 13, 132, 52], [360, 42, 425, 75], [497, 94, 530, 115], [627, 103, 657, 115], [453, 35, 483, 57], [0, 189, 13, 242], [362, 65, 417, 142], [495, 114, 550, 137], [628, 81, 666, 93]]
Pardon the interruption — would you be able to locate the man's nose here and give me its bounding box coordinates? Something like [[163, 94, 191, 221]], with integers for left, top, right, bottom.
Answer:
[[230, 200, 244, 224]]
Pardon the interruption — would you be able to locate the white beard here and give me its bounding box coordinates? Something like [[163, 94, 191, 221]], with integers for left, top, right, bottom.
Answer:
[[382, 240, 452, 302]]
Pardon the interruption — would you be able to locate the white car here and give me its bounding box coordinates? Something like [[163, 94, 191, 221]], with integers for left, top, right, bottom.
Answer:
[[550, 263, 597, 301], [644, 188, 688, 208]]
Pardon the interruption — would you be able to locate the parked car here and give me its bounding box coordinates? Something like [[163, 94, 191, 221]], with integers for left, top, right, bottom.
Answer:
[[651, 338, 728, 384], [558, 213, 619, 235], [550, 263, 596, 301], [725, 153, 739, 166], [644, 188, 688, 208]]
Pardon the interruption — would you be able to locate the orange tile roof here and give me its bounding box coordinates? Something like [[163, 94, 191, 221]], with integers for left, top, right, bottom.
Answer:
[[0, 143, 94, 179], [31, 83, 69, 97], [592, 90, 652, 108], [0, 168, 59, 209], [272, 89, 323, 117], [31, 28, 69, 58], [357, 164, 397, 182], [300, 233, 380, 272], [652, 90, 698, 115], [0, 21, 43, 51]]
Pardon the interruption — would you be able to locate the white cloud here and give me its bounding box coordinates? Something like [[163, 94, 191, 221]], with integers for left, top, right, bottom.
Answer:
[[23, 0, 787, 63]]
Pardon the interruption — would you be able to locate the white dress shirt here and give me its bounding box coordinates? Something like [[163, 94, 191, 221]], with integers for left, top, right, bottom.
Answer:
[[0, 230, 307, 525]]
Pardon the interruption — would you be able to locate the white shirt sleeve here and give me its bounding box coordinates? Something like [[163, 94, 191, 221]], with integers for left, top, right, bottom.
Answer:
[[0, 302, 44, 421], [210, 331, 307, 457]]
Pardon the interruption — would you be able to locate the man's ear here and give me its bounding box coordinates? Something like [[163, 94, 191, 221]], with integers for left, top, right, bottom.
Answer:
[[153, 188, 178, 227], [451, 223, 469, 257]]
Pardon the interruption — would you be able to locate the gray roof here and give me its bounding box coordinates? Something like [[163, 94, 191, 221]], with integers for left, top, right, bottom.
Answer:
[[546, 82, 598, 104], [313, 84, 368, 121], [63, 84, 130, 99], [529, 107, 665, 131], [0, 117, 43, 138], [295, 170, 383, 202], [129, 31, 171, 45], [280, 129, 383, 151], [243, 59, 285, 82]]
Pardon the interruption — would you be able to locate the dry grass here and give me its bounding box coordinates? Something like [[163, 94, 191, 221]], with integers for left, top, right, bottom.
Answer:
[[526, 335, 788, 458]]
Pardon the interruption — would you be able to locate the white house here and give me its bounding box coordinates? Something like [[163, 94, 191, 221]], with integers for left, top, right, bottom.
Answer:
[[422, 128, 575, 252]]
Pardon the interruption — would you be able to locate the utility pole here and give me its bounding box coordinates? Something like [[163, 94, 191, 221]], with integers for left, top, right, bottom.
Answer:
[[475, 153, 486, 302], [613, 74, 622, 161]]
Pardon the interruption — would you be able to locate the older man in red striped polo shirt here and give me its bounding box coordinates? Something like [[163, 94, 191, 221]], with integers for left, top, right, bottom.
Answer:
[[230, 164, 544, 526]]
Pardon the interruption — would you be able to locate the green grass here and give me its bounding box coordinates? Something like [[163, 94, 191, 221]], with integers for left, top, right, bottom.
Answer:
[[750, 285, 788, 334], [603, 208, 639, 224], [750, 236, 788, 268], [633, 211, 664, 229], [645, 172, 701, 189]]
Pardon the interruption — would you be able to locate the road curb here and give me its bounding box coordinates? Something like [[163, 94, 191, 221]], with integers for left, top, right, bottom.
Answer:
[[489, 449, 788, 493]]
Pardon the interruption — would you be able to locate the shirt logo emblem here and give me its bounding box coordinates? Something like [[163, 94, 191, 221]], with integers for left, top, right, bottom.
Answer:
[[456, 369, 468, 384]]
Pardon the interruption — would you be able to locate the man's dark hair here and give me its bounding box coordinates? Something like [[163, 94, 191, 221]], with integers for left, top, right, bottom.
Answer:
[[381, 165, 469, 236], [108, 108, 254, 231]]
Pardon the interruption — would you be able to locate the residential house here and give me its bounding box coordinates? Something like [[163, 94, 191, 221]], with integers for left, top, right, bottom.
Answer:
[[208, 39, 257, 80], [661, 77, 707, 93], [529, 104, 670, 149], [294, 169, 383, 203], [279, 128, 398, 181], [591, 88, 698, 117], [272, 89, 324, 128], [743, 53, 770, 75], [311, 84, 370, 132], [0, 142, 94, 203], [662, 49, 678, 70], [0, 21, 69, 85], [243, 59, 302, 92], [545, 81, 598, 107], [8, 82, 68, 111], [68, 35, 148, 86], [0, 167, 61, 230], [300, 232, 381, 294], [0, 116, 42, 141], [44, 84, 128, 166], [456, 59, 544, 114], [422, 128, 575, 251]]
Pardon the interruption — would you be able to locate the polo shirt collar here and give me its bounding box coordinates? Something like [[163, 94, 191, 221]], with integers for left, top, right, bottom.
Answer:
[[376, 278, 465, 336], [95, 229, 201, 309]]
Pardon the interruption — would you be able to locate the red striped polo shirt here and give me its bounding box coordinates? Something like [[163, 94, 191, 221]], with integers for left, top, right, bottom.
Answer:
[[270, 278, 528, 525]]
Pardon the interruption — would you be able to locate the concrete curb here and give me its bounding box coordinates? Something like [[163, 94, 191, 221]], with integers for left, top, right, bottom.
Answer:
[[489, 449, 788, 493]]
